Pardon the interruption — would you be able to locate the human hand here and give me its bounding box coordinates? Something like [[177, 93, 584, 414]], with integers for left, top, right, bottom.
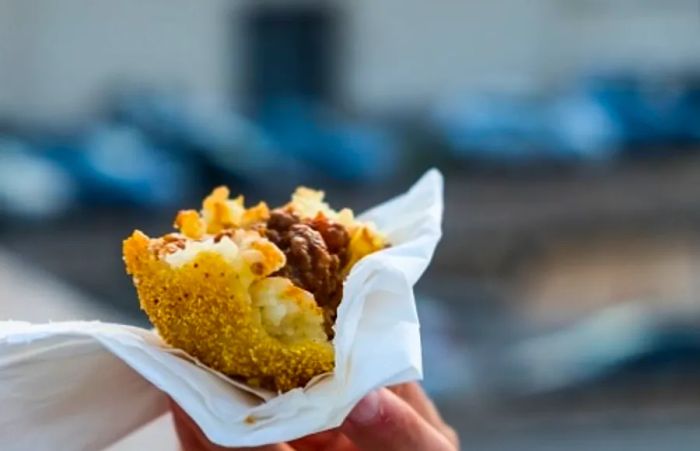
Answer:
[[171, 382, 459, 450]]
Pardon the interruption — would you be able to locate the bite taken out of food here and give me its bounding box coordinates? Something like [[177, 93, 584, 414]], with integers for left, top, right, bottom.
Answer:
[[123, 186, 386, 392]]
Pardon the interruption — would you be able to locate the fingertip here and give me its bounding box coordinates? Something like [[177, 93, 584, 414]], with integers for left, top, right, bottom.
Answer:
[[341, 389, 453, 451], [341, 389, 401, 443], [347, 390, 382, 425]]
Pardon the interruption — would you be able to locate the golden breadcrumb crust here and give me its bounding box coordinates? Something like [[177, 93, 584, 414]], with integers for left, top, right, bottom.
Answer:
[[123, 231, 333, 392]]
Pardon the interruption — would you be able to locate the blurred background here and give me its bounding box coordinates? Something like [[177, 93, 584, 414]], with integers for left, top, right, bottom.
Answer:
[[2, 0, 700, 449]]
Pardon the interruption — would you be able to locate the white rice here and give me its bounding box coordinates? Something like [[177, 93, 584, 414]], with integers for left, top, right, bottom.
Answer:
[[164, 236, 239, 268]]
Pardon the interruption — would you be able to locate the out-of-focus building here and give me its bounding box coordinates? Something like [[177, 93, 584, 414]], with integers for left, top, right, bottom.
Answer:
[[1, 0, 699, 123]]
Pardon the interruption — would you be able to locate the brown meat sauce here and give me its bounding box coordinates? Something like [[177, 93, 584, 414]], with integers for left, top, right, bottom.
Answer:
[[265, 209, 349, 334]]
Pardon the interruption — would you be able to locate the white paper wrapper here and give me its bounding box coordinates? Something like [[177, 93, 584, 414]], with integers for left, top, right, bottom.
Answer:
[[0, 169, 443, 450]]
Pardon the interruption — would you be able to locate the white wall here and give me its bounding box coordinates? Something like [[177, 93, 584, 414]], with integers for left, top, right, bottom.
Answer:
[[546, 1, 700, 80], [0, 0, 231, 122], [342, 0, 552, 112], [0, 1, 31, 119], [0, 0, 699, 122]]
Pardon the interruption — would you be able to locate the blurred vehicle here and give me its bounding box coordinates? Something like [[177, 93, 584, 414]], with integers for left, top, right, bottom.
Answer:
[[0, 138, 76, 220], [431, 73, 700, 166]]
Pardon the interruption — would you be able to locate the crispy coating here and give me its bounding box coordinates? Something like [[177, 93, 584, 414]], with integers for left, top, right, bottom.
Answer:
[[344, 224, 387, 275], [124, 230, 333, 392], [199, 186, 270, 234], [174, 210, 205, 240]]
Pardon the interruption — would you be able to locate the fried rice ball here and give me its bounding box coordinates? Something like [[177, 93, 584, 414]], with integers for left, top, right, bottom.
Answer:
[[123, 186, 385, 392]]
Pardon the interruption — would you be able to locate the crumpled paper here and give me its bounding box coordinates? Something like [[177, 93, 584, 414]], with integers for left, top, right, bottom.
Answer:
[[0, 169, 443, 450]]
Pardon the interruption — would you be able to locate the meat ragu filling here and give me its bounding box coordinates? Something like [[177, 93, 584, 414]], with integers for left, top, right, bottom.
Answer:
[[157, 209, 350, 337], [265, 209, 350, 335]]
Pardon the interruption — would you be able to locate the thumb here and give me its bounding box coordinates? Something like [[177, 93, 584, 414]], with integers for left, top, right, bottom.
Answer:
[[340, 389, 455, 451]]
